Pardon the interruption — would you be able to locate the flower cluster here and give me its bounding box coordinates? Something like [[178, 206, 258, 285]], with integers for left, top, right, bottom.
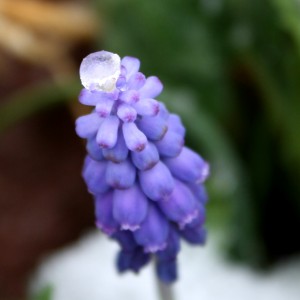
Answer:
[[75, 51, 210, 283]]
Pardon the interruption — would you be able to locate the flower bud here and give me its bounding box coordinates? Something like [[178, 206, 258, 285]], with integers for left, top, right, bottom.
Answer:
[[106, 159, 136, 189], [139, 76, 163, 99], [136, 115, 168, 141], [82, 156, 109, 195], [164, 147, 210, 183], [75, 113, 103, 139], [102, 129, 128, 163], [139, 161, 174, 201], [122, 122, 147, 152], [86, 138, 104, 161], [117, 248, 150, 273], [159, 180, 199, 228], [180, 225, 207, 245], [113, 184, 148, 231], [95, 191, 118, 235], [134, 204, 169, 253], [131, 142, 159, 171], [96, 115, 120, 149]]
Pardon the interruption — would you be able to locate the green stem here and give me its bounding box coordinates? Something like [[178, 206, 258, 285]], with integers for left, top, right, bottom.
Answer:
[[156, 279, 175, 300]]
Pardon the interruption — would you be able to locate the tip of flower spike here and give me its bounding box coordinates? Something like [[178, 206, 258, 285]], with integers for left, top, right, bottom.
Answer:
[[80, 51, 121, 92]]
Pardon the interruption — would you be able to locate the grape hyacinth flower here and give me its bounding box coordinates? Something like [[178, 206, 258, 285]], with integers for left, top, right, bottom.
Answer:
[[75, 50, 210, 284]]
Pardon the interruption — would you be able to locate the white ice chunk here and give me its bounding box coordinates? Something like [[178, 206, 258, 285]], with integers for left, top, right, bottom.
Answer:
[[80, 51, 121, 92]]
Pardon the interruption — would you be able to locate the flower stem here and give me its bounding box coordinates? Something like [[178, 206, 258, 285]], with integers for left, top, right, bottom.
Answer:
[[156, 276, 175, 300]]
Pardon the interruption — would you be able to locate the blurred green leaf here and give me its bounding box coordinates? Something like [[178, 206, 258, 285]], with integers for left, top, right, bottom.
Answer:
[[271, 0, 300, 57]]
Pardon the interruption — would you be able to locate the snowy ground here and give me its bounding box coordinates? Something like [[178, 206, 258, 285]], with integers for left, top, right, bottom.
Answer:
[[29, 231, 300, 300]]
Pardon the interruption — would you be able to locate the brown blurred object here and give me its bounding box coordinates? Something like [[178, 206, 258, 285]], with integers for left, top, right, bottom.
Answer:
[[0, 0, 98, 79], [0, 0, 99, 299], [0, 0, 97, 41], [0, 107, 95, 299]]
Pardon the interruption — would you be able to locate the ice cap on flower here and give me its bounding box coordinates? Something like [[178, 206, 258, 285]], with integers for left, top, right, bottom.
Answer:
[[76, 50, 210, 284], [80, 51, 121, 92]]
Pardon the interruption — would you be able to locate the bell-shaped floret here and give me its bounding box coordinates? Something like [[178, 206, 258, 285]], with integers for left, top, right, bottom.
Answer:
[[102, 129, 128, 162], [139, 161, 174, 201], [117, 103, 137, 122], [79, 88, 118, 106], [157, 102, 169, 120], [185, 202, 206, 228], [121, 56, 140, 79], [164, 147, 210, 183], [134, 204, 169, 253], [119, 90, 140, 104], [95, 191, 118, 235], [156, 228, 180, 262], [168, 114, 185, 136], [180, 225, 207, 245], [133, 98, 160, 117], [155, 130, 184, 158], [117, 247, 150, 273], [122, 122, 147, 152], [106, 159, 136, 189], [116, 66, 127, 91], [113, 184, 149, 231], [159, 180, 199, 228], [75, 113, 103, 139], [131, 142, 159, 171], [187, 182, 209, 204], [136, 115, 168, 141], [95, 98, 115, 117], [139, 76, 163, 99], [111, 231, 137, 252], [86, 138, 104, 161], [96, 115, 120, 149], [128, 72, 146, 90], [82, 156, 109, 194]]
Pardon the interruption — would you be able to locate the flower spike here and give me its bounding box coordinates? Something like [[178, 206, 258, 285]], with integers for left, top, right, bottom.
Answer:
[[76, 50, 210, 284]]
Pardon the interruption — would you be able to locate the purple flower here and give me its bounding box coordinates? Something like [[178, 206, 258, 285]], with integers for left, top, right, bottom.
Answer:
[[76, 50, 210, 284]]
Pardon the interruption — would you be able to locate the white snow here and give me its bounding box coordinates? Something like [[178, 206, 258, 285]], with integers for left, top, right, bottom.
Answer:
[[29, 231, 300, 300]]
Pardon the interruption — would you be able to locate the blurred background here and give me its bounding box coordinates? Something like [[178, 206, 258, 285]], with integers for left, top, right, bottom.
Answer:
[[0, 0, 300, 299]]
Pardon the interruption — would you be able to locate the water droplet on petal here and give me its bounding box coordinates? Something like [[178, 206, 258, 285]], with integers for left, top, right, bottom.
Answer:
[[80, 51, 121, 92]]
